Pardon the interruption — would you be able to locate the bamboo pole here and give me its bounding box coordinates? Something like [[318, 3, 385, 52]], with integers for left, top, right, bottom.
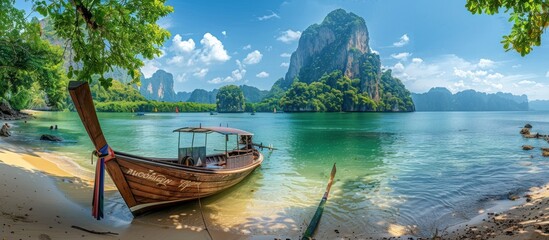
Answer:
[[301, 163, 337, 240]]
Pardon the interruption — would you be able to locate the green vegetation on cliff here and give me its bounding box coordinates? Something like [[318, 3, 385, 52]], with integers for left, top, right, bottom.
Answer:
[[279, 70, 413, 112]]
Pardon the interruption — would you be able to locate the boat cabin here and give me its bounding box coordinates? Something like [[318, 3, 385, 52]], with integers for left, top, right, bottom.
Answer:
[[172, 126, 257, 169]]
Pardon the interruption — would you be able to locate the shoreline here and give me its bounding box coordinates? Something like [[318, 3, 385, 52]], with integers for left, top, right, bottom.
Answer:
[[445, 183, 548, 239], [1, 125, 548, 239]]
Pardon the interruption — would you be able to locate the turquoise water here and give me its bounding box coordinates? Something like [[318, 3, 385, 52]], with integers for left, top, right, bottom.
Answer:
[[5, 111, 549, 237]]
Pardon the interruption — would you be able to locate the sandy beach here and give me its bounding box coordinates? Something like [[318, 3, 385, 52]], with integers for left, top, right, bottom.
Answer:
[[0, 137, 223, 240], [0, 132, 548, 240]]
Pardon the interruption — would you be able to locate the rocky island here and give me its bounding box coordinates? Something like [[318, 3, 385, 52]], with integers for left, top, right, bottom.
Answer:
[[274, 9, 415, 112]]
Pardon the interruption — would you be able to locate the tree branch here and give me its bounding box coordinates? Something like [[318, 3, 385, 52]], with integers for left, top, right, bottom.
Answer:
[[69, 0, 98, 30]]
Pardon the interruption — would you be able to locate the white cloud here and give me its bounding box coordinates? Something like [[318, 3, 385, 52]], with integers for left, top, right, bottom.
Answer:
[[453, 69, 488, 79], [487, 73, 504, 79], [160, 33, 238, 90], [478, 58, 494, 68], [208, 70, 246, 84], [280, 62, 289, 67], [370, 48, 379, 55], [208, 60, 246, 84], [546, 71, 549, 77], [391, 52, 411, 60], [258, 11, 280, 21], [454, 80, 466, 88], [491, 83, 503, 89], [243, 50, 263, 65], [172, 34, 196, 53], [141, 60, 161, 78], [277, 29, 301, 43], [393, 62, 405, 72], [236, 60, 244, 69], [256, 71, 269, 78], [199, 33, 230, 64], [412, 58, 423, 64], [222, 31, 226, 36], [193, 68, 209, 78], [280, 53, 291, 58], [175, 73, 188, 83], [243, 44, 251, 50], [518, 80, 536, 85], [208, 77, 229, 84], [393, 34, 409, 47], [232, 68, 246, 81], [167, 56, 184, 64]]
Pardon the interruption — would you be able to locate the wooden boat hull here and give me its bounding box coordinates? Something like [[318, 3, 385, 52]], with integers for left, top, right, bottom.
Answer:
[[68, 81, 264, 216], [109, 151, 263, 214]]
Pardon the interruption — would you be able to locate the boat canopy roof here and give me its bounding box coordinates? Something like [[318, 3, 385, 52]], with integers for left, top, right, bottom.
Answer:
[[172, 126, 253, 136]]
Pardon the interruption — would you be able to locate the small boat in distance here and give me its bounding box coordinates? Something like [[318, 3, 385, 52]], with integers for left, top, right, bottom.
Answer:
[[210, 111, 218, 115], [69, 81, 264, 216], [135, 112, 145, 116]]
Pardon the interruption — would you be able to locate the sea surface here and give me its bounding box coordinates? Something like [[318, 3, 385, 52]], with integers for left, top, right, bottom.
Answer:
[[6, 111, 549, 238]]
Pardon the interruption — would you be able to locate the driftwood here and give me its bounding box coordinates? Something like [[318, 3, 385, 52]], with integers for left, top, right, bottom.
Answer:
[[71, 225, 118, 235]]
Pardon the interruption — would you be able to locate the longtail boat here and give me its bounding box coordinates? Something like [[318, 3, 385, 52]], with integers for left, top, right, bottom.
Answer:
[[68, 81, 264, 217]]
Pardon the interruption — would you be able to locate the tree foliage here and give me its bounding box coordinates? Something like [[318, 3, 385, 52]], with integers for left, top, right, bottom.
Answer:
[[94, 101, 215, 113], [33, 0, 173, 87], [216, 85, 245, 113], [0, 0, 67, 110], [466, 0, 549, 56]]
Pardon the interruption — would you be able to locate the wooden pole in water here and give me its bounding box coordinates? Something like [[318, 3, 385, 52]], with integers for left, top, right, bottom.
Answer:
[[301, 163, 337, 240]]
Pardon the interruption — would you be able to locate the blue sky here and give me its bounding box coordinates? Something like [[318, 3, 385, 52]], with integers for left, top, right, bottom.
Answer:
[[16, 0, 549, 99]]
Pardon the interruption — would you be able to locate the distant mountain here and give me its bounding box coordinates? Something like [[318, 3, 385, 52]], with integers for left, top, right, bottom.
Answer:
[[187, 89, 218, 104], [277, 9, 414, 112], [136, 72, 269, 104], [175, 91, 191, 102], [240, 85, 269, 103], [412, 87, 529, 111], [529, 100, 549, 111], [185, 85, 267, 104], [138, 70, 177, 102]]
